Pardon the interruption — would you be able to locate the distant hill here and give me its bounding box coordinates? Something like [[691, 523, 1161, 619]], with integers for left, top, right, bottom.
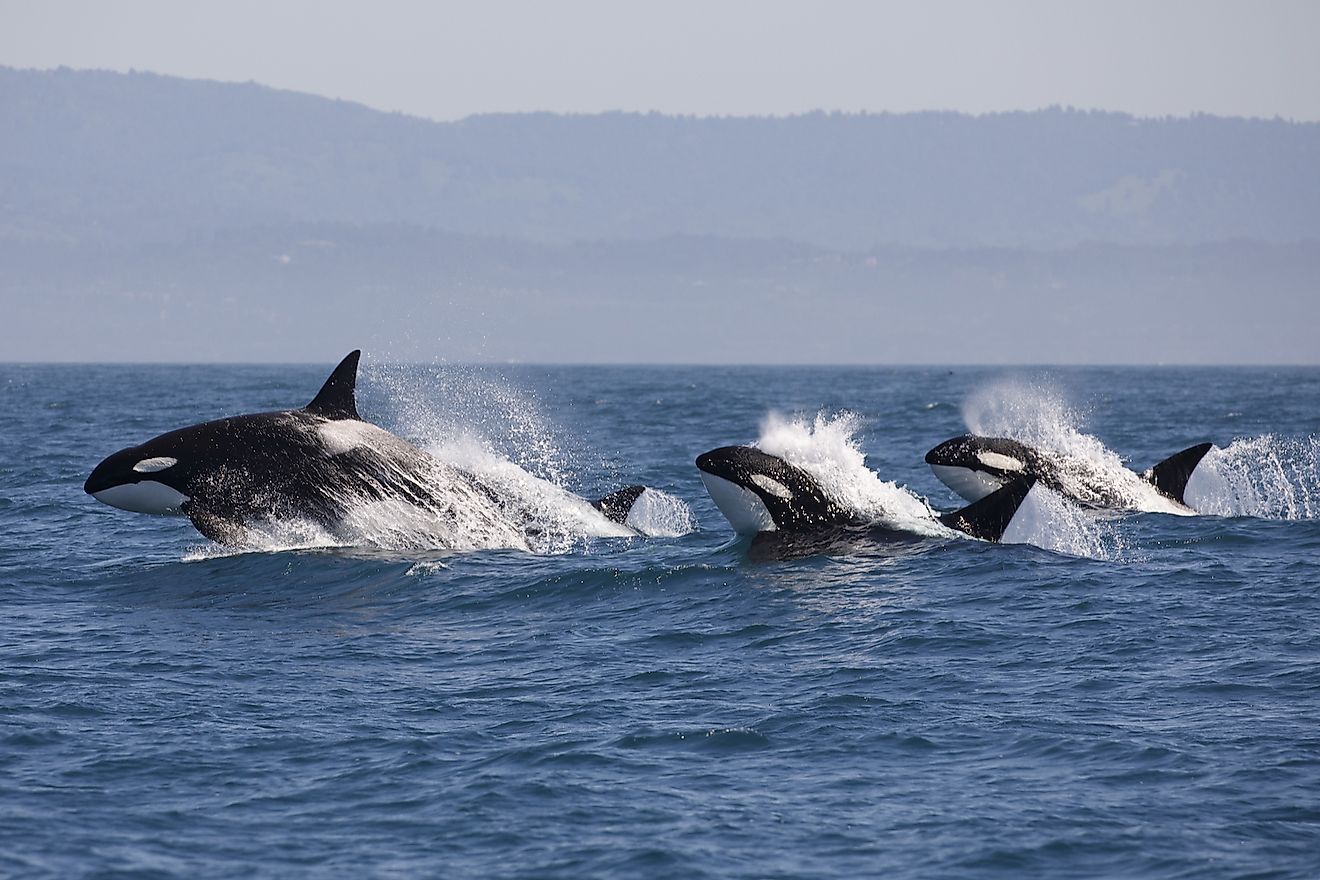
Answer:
[[3, 67, 1319, 250], [3, 68, 1317, 363]]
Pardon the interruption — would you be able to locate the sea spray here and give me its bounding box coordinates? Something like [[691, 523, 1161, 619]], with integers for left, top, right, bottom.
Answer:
[[1185, 435, 1320, 519], [365, 361, 579, 487], [998, 485, 1128, 560], [367, 360, 694, 550], [757, 411, 945, 537]]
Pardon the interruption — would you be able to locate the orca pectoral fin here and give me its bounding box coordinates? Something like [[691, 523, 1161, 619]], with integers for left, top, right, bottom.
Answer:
[[1142, 442, 1214, 505], [590, 485, 648, 525], [185, 502, 246, 545], [305, 350, 361, 421], [938, 476, 1038, 542]]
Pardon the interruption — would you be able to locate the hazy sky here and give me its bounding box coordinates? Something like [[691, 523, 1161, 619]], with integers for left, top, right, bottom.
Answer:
[[4, 0, 1319, 121]]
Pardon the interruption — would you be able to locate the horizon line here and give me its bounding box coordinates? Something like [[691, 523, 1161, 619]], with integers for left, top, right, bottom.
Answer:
[[10, 65, 1320, 127], [5, 360, 1318, 369]]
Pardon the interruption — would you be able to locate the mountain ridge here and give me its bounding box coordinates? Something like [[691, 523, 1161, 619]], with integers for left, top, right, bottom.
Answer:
[[4, 66, 1318, 250]]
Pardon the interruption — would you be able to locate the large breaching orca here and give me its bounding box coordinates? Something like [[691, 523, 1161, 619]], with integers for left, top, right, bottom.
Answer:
[[696, 445, 1039, 556], [84, 351, 654, 548], [924, 434, 1213, 513]]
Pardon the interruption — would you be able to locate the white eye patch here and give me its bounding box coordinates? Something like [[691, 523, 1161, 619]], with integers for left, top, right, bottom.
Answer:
[[977, 451, 1023, 472], [750, 473, 793, 499], [132, 456, 178, 473]]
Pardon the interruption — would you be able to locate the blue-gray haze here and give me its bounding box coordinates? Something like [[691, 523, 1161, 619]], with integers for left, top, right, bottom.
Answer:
[[2, 68, 1318, 363]]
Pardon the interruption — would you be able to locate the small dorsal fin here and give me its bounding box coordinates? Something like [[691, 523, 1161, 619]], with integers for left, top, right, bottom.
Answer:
[[591, 485, 648, 525], [305, 350, 361, 420], [1142, 442, 1214, 505]]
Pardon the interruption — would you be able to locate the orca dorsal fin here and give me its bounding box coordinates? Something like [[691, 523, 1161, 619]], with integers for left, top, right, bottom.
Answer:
[[591, 485, 648, 525], [305, 350, 361, 420], [1142, 442, 1213, 505], [938, 476, 1038, 542]]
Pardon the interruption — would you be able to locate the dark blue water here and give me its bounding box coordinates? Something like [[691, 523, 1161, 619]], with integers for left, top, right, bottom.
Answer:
[[3, 363, 1320, 878]]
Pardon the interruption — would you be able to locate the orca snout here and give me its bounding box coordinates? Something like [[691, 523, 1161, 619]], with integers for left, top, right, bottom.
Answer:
[[924, 436, 971, 467], [695, 446, 740, 482], [84, 448, 135, 495], [695, 445, 784, 485]]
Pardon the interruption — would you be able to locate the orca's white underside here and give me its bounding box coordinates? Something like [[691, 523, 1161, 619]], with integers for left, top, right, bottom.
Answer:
[[699, 472, 776, 535], [93, 481, 190, 515], [930, 464, 1006, 504]]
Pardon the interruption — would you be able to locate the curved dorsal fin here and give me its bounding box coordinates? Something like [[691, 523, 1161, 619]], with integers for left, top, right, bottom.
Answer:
[[591, 485, 648, 525], [305, 350, 361, 420], [1142, 442, 1214, 505]]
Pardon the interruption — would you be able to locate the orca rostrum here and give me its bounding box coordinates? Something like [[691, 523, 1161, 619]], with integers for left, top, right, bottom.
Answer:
[[85, 351, 652, 547]]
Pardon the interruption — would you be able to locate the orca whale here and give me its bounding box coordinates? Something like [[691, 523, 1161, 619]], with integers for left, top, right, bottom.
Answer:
[[84, 351, 653, 548], [695, 445, 1039, 555], [924, 434, 1213, 512]]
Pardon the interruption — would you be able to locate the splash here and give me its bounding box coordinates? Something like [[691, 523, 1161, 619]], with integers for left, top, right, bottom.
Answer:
[[182, 521, 344, 561], [427, 433, 635, 554], [999, 485, 1128, 560], [367, 362, 578, 487], [623, 488, 699, 538], [1185, 435, 1320, 519], [185, 455, 534, 558], [756, 411, 949, 539], [962, 379, 1088, 449], [961, 379, 1187, 515]]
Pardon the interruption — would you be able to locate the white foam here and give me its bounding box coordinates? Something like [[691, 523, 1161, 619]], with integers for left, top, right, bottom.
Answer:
[[625, 488, 698, 537], [999, 484, 1126, 560], [364, 362, 696, 551], [367, 363, 579, 488], [755, 411, 947, 539], [1183, 435, 1320, 519]]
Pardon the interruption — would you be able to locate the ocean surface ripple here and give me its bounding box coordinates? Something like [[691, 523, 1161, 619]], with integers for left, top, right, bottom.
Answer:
[[2, 364, 1319, 879]]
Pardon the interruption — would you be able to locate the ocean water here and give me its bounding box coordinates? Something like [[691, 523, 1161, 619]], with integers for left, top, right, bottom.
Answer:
[[3, 362, 1319, 879]]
